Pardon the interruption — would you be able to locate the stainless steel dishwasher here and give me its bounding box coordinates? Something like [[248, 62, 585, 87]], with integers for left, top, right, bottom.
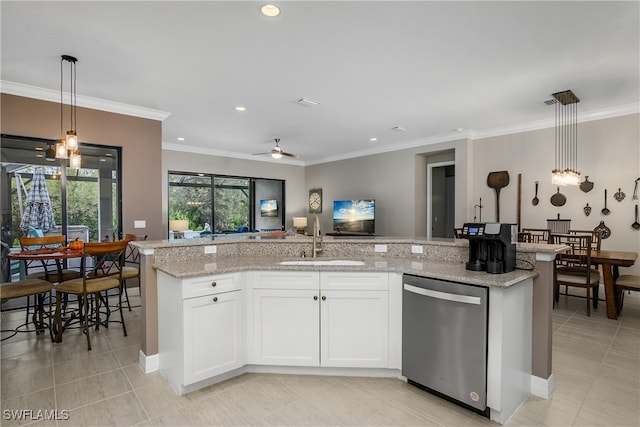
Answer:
[[402, 273, 489, 415]]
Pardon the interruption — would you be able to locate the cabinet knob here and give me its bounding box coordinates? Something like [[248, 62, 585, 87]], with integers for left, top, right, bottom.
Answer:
[[321, 296, 326, 301], [211, 282, 217, 287], [213, 297, 218, 302], [313, 295, 318, 301]]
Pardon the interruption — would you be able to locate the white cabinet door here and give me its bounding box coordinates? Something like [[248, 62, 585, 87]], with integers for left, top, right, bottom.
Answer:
[[320, 290, 389, 368], [253, 289, 320, 366], [183, 290, 245, 384]]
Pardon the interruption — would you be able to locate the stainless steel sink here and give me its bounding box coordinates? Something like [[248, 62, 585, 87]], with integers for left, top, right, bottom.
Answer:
[[279, 260, 366, 266]]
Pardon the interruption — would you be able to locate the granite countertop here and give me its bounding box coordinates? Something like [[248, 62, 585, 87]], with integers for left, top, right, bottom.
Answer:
[[153, 255, 538, 289]]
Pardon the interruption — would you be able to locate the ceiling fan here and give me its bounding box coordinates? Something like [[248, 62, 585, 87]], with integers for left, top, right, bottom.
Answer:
[[253, 138, 300, 159]]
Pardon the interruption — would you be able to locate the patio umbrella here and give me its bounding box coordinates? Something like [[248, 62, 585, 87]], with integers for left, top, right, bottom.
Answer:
[[19, 168, 55, 233]]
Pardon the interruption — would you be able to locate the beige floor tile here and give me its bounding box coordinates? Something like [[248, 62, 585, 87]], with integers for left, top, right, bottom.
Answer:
[[113, 343, 141, 368], [123, 365, 167, 390], [261, 398, 343, 427], [553, 324, 616, 348], [594, 363, 640, 390], [0, 335, 52, 360], [1, 365, 53, 401], [612, 327, 640, 355], [53, 350, 121, 385], [0, 388, 56, 427], [65, 391, 147, 427], [552, 335, 610, 363], [1, 349, 52, 379], [602, 348, 640, 374], [134, 376, 194, 419], [506, 394, 580, 426], [56, 369, 132, 410]]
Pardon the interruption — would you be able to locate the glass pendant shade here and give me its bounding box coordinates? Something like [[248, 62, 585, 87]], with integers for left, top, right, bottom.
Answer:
[[66, 130, 78, 150], [69, 151, 81, 169], [55, 140, 68, 159]]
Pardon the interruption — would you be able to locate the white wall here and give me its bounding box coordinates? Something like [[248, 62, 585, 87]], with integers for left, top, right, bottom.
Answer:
[[472, 114, 639, 274]]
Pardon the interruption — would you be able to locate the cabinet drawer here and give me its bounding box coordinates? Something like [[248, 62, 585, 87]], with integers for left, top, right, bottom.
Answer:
[[252, 271, 319, 290], [320, 272, 388, 291], [182, 273, 241, 299]]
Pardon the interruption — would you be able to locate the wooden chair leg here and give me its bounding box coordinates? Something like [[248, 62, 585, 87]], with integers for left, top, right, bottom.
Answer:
[[586, 287, 591, 316]]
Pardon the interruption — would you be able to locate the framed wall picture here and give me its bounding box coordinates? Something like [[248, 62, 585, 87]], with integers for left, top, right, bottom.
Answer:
[[260, 199, 278, 217], [309, 188, 322, 213]]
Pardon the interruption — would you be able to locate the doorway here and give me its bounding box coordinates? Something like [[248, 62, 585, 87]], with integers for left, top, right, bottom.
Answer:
[[427, 162, 455, 238]]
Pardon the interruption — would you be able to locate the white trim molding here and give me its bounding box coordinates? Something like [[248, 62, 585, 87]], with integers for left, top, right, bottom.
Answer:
[[1, 80, 171, 122], [531, 373, 555, 399], [139, 350, 160, 373]]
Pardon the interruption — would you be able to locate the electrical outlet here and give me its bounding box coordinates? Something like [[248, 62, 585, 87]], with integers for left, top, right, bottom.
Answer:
[[204, 245, 217, 254], [411, 245, 424, 254], [374, 244, 387, 253], [134, 220, 146, 228]]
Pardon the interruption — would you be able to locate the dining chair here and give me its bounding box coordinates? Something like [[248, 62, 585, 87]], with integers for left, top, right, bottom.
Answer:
[[53, 240, 129, 350], [517, 232, 532, 243], [521, 228, 551, 244], [568, 229, 602, 252], [1, 278, 53, 341], [121, 233, 147, 310], [551, 234, 600, 316]]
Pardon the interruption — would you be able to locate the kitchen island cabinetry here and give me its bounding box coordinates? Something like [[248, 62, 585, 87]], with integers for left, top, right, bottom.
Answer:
[[157, 271, 245, 395], [249, 271, 390, 368]]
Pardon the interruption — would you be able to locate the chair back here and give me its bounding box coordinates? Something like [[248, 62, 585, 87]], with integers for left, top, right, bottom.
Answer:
[[521, 228, 551, 243], [82, 240, 129, 280], [19, 235, 68, 275], [551, 234, 594, 270], [124, 234, 147, 265], [568, 229, 601, 252]]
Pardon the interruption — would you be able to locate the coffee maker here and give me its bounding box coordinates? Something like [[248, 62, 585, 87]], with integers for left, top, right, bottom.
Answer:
[[460, 223, 517, 274]]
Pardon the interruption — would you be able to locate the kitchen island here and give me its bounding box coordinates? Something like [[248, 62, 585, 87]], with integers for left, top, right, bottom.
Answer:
[[133, 235, 564, 424]]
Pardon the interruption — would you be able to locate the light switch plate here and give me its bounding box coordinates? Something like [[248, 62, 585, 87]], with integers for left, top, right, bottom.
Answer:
[[411, 245, 424, 254], [134, 220, 146, 228], [374, 244, 387, 253], [204, 245, 217, 254]]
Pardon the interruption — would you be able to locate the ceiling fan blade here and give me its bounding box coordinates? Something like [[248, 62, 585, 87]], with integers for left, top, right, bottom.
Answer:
[[252, 152, 271, 156], [281, 151, 301, 159]]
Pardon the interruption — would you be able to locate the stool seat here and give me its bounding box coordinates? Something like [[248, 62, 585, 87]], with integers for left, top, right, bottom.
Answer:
[[616, 275, 640, 290], [614, 274, 640, 314], [1, 279, 52, 300]]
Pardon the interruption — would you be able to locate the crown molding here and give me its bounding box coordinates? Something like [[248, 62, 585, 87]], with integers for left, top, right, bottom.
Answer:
[[1, 80, 171, 122]]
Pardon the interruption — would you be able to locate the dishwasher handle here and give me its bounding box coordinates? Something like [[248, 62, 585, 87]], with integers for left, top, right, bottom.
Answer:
[[403, 283, 481, 305]]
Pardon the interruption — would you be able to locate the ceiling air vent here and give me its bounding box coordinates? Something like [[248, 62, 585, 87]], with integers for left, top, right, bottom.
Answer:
[[296, 97, 320, 107]]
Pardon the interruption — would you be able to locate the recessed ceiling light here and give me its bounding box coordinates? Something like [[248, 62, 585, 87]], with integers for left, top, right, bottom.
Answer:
[[35, 147, 44, 151], [235, 106, 246, 112], [261, 4, 280, 17], [177, 137, 185, 141], [35, 154, 44, 158], [370, 138, 377, 142], [99, 158, 107, 162]]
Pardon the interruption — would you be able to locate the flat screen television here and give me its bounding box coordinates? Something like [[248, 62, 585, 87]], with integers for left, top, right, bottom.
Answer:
[[332, 199, 375, 234]]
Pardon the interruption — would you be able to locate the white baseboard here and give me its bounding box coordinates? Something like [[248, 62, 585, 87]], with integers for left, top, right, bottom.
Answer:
[[139, 350, 159, 373], [530, 374, 554, 399]]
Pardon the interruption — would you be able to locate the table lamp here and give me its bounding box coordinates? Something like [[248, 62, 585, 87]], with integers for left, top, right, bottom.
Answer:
[[169, 219, 189, 238], [293, 217, 308, 235]]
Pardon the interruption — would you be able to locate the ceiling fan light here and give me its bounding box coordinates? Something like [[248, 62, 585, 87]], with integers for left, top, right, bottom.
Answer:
[[271, 151, 282, 159]]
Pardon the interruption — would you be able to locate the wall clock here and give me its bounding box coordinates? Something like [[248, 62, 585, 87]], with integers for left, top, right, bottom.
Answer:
[[309, 189, 322, 213]]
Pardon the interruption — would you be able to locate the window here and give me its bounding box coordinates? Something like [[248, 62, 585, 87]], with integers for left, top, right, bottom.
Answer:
[[1, 134, 122, 247], [168, 172, 284, 237]]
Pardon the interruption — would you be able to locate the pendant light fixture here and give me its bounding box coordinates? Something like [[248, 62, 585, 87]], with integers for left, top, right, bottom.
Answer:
[[550, 89, 580, 186], [56, 54, 81, 169]]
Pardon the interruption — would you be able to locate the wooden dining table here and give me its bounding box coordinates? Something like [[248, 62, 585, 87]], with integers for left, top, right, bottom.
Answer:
[[8, 247, 84, 280], [591, 249, 638, 319]]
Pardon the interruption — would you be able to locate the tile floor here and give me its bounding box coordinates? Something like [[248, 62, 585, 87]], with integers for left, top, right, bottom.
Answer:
[[1, 291, 639, 427]]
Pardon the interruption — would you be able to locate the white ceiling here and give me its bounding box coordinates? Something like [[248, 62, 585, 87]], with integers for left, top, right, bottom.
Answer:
[[1, 1, 639, 165]]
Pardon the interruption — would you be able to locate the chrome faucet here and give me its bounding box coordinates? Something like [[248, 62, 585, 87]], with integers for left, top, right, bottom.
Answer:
[[312, 216, 323, 258]]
